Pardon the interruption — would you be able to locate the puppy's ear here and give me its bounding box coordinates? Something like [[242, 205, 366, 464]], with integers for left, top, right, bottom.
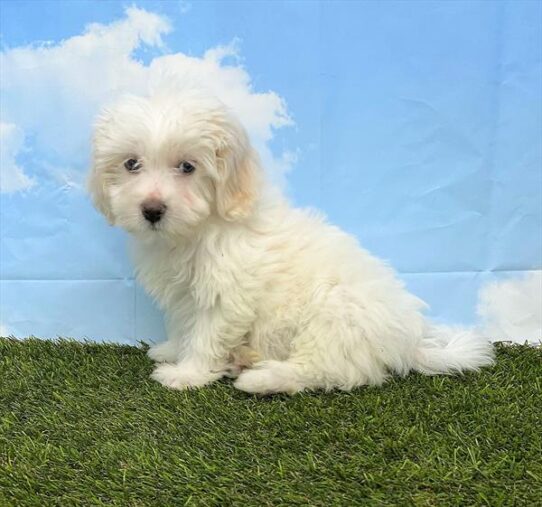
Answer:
[[215, 129, 261, 221], [88, 161, 114, 224], [88, 122, 115, 224]]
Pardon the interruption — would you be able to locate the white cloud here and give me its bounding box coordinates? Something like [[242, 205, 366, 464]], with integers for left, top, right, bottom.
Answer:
[[477, 271, 542, 345], [0, 122, 35, 193], [0, 6, 294, 190], [0, 322, 11, 336]]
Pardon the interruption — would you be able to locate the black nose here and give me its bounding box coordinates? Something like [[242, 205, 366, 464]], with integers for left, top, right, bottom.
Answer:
[[141, 199, 166, 224]]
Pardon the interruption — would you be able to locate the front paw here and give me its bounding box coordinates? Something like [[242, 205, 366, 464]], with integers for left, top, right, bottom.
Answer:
[[151, 363, 221, 390]]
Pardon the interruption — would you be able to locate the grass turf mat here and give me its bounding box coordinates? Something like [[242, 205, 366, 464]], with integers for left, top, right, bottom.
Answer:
[[0, 338, 540, 506]]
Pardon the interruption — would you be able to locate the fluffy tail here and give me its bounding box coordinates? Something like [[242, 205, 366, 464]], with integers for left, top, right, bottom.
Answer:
[[415, 324, 494, 375]]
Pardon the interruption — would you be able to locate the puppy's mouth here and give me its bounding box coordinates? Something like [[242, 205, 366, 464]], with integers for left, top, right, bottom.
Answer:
[[142, 215, 164, 231], [147, 222, 164, 233]]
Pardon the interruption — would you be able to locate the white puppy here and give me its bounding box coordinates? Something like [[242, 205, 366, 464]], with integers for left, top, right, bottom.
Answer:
[[89, 91, 494, 394]]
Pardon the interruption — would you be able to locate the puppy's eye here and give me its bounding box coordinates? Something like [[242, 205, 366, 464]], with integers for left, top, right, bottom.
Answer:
[[124, 158, 141, 172], [178, 161, 196, 174]]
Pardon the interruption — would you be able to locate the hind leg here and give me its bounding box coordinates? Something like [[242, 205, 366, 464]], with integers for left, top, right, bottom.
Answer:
[[234, 304, 399, 394], [234, 341, 390, 394], [233, 333, 386, 395], [234, 283, 423, 395]]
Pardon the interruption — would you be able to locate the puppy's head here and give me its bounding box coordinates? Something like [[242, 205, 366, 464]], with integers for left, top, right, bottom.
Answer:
[[88, 92, 260, 237]]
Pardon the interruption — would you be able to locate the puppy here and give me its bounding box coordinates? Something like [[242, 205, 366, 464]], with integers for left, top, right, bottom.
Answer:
[[89, 91, 493, 394]]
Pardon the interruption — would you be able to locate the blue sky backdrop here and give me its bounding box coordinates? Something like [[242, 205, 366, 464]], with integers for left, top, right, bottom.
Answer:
[[1, 1, 541, 343]]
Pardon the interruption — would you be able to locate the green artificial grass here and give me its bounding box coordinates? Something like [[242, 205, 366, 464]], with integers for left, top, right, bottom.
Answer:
[[0, 338, 540, 506]]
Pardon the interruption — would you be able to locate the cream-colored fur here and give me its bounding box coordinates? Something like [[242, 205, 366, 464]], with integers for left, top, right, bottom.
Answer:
[[89, 91, 494, 394]]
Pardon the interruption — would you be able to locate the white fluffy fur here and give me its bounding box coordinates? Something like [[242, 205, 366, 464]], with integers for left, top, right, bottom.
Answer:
[[89, 91, 494, 394]]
